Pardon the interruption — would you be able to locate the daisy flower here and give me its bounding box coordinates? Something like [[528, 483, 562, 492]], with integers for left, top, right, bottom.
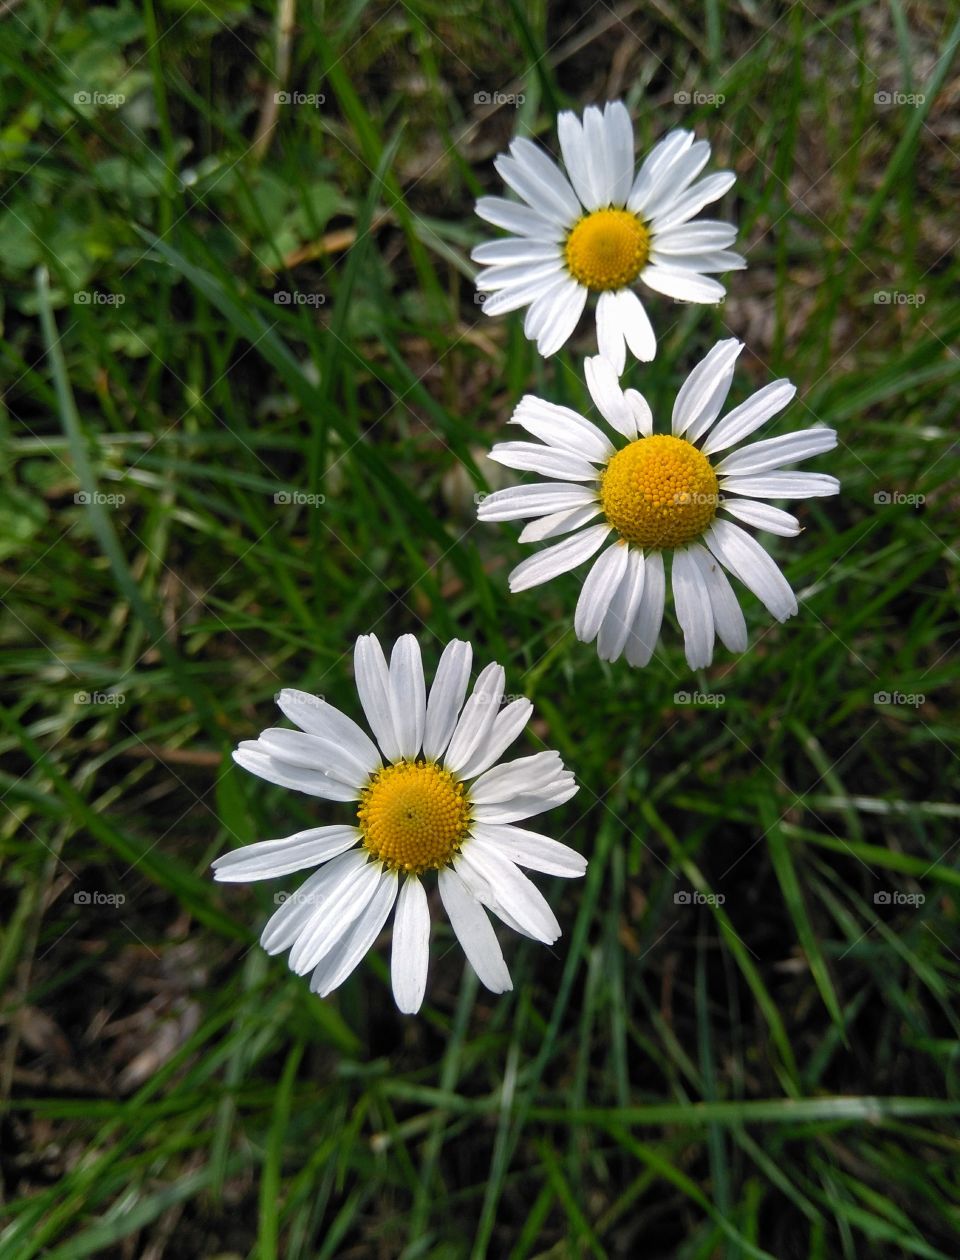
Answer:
[[473, 101, 745, 371], [477, 339, 840, 669], [212, 635, 583, 1014]]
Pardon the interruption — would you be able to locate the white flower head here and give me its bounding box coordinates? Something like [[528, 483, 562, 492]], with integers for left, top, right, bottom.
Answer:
[[477, 339, 841, 669], [473, 101, 745, 370], [213, 636, 584, 1014]]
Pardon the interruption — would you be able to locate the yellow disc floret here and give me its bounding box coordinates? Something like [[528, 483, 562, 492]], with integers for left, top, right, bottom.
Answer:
[[600, 434, 719, 549], [564, 209, 650, 292], [357, 761, 470, 874]]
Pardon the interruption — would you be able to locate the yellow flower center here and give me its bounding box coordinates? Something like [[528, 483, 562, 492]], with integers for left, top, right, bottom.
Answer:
[[564, 209, 650, 292], [357, 761, 471, 874], [600, 435, 719, 549]]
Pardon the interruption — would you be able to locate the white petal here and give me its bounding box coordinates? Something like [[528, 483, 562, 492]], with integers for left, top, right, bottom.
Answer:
[[719, 472, 840, 500], [479, 274, 564, 316], [628, 129, 694, 215], [276, 690, 381, 772], [641, 264, 726, 304], [623, 388, 653, 436], [700, 380, 796, 455], [470, 822, 586, 878], [354, 635, 401, 762], [596, 290, 627, 375], [648, 171, 736, 231], [251, 728, 370, 789], [233, 747, 359, 801], [523, 274, 579, 341], [423, 640, 473, 761], [391, 876, 431, 1014], [672, 546, 715, 669], [310, 871, 398, 997], [614, 289, 657, 363], [720, 498, 801, 537], [535, 279, 589, 357], [653, 220, 739, 252], [671, 339, 743, 442], [581, 105, 613, 207], [641, 140, 711, 221], [472, 239, 562, 265], [457, 698, 533, 782], [574, 543, 630, 644], [475, 195, 563, 239], [650, 248, 745, 274], [556, 110, 594, 208], [508, 523, 611, 592], [288, 856, 383, 975], [470, 750, 569, 804], [596, 547, 646, 662], [443, 662, 504, 776], [479, 482, 598, 522], [511, 396, 613, 462], [584, 353, 637, 438], [471, 781, 579, 824], [715, 428, 838, 476], [212, 825, 359, 882], [458, 843, 560, 944], [603, 100, 635, 207], [518, 503, 601, 543], [705, 519, 797, 622], [388, 635, 426, 760], [487, 440, 599, 483], [438, 867, 512, 994], [686, 542, 747, 653], [260, 851, 366, 955], [476, 260, 567, 292], [624, 549, 665, 667], [498, 139, 581, 223]]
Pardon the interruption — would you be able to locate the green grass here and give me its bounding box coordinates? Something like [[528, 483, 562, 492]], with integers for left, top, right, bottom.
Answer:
[[2, 0, 960, 1255]]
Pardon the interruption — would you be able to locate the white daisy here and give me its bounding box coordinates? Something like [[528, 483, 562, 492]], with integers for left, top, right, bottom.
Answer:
[[212, 635, 583, 1014], [477, 339, 840, 669], [473, 101, 745, 371]]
